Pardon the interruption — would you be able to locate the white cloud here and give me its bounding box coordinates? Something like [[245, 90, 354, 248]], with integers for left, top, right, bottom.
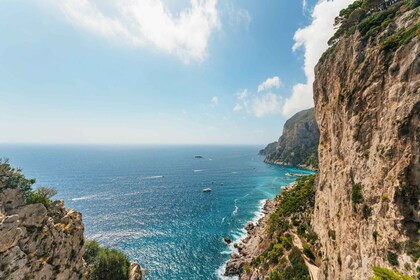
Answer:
[[257, 76, 282, 93], [233, 89, 248, 112], [302, 0, 309, 14], [50, 0, 220, 62], [233, 89, 283, 118], [211, 96, 219, 107], [282, 0, 353, 116], [225, 2, 252, 29], [252, 92, 283, 118]]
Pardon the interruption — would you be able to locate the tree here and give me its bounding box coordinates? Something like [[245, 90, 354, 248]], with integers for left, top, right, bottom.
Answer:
[[35, 186, 57, 199]]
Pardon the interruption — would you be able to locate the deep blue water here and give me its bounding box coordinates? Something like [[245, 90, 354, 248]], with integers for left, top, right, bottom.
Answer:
[[0, 145, 313, 279]]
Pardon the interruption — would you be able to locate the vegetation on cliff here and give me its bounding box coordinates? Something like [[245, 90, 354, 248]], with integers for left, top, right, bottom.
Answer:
[[247, 175, 319, 279], [322, 0, 419, 63], [84, 240, 131, 280]]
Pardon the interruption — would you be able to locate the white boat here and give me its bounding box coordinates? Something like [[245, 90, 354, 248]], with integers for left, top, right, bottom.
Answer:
[[202, 188, 212, 192]]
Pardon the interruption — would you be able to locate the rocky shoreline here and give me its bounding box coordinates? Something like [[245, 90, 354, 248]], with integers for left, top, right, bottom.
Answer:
[[224, 198, 277, 279], [263, 158, 317, 172]]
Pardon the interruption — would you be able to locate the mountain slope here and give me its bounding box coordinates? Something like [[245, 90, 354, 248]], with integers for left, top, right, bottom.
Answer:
[[260, 108, 320, 170]]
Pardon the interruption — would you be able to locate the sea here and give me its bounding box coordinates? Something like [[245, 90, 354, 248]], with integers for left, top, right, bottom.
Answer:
[[0, 145, 314, 279]]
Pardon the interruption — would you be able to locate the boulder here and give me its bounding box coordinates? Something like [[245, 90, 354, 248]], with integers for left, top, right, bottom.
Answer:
[[15, 204, 47, 227], [224, 237, 232, 244], [129, 263, 143, 280]]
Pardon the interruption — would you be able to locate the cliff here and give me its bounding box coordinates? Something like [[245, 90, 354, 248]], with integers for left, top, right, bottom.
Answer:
[[227, 1, 419, 279], [0, 161, 143, 280], [313, 1, 419, 279], [260, 108, 320, 170]]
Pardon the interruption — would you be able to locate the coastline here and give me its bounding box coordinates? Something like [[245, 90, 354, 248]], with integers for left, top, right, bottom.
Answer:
[[221, 197, 278, 279], [263, 158, 318, 172], [221, 178, 302, 279]]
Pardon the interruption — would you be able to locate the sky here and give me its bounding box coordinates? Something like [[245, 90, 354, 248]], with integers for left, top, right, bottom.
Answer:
[[0, 0, 353, 145]]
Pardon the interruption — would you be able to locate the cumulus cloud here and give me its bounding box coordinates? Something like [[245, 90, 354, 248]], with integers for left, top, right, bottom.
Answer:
[[257, 76, 282, 93], [233, 89, 248, 112], [252, 92, 283, 118], [233, 89, 283, 118], [281, 0, 353, 116], [211, 96, 219, 107], [50, 0, 220, 62]]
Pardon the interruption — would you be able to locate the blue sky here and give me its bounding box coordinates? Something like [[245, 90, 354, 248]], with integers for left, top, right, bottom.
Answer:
[[0, 0, 352, 145]]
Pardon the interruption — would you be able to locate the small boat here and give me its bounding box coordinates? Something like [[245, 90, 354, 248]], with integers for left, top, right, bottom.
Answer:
[[220, 183, 224, 186], [195, 155, 204, 158], [202, 188, 212, 192]]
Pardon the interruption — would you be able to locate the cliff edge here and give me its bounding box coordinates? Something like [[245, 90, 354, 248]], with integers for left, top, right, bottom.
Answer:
[[313, 1, 419, 279]]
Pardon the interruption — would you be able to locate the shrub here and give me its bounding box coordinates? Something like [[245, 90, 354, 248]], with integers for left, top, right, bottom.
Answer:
[[84, 240, 101, 265], [26, 191, 51, 209], [84, 240, 131, 280], [388, 251, 399, 266], [363, 204, 371, 220], [89, 248, 130, 280], [0, 159, 35, 198], [303, 244, 316, 261], [369, 266, 414, 280], [381, 194, 389, 202], [381, 24, 420, 52], [36, 186, 57, 199], [352, 183, 364, 204], [26, 187, 58, 209], [406, 241, 420, 262]]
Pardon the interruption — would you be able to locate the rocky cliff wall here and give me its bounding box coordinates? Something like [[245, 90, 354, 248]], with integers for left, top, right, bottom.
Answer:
[[313, 3, 419, 279], [261, 108, 320, 170], [0, 187, 86, 280]]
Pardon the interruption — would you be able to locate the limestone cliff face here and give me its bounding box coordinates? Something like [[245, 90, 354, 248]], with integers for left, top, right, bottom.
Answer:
[[260, 108, 320, 170], [0, 188, 87, 280], [313, 5, 419, 280]]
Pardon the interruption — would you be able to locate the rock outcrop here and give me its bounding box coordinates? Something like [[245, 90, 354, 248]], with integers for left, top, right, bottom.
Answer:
[[0, 163, 144, 280], [260, 108, 320, 170], [313, 2, 419, 279], [0, 189, 86, 280]]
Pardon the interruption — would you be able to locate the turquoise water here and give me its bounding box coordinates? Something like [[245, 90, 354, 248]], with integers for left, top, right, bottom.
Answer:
[[1, 145, 313, 279]]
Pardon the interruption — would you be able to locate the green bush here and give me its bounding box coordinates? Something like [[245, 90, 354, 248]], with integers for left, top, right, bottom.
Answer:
[[381, 24, 419, 52], [369, 266, 414, 280], [388, 251, 399, 266], [26, 191, 51, 209], [84, 240, 101, 265], [84, 240, 131, 280], [407, 241, 420, 261], [0, 159, 35, 198], [26, 187, 57, 209], [362, 204, 371, 220], [303, 244, 316, 261], [89, 248, 130, 280], [352, 183, 364, 205]]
